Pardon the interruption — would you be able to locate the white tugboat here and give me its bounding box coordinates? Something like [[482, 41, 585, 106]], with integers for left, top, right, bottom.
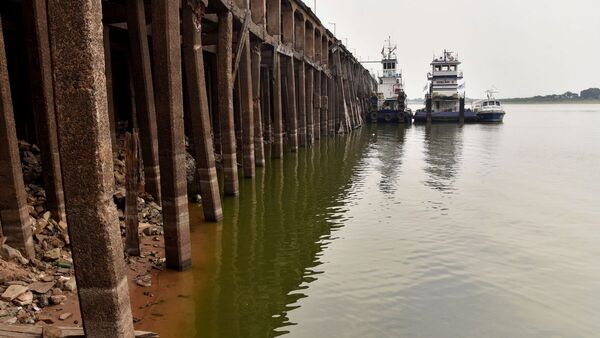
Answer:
[[473, 89, 506, 122], [414, 50, 476, 123], [367, 38, 412, 123]]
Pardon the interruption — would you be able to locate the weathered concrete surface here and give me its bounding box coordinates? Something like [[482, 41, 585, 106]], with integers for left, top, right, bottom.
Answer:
[[320, 72, 328, 137], [152, 0, 192, 271], [251, 45, 265, 167], [284, 56, 298, 152], [22, 0, 66, 222], [0, 18, 35, 259], [182, 1, 223, 222], [126, 0, 162, 202], [271, 49, 284, 158], [297, 61, 307, 146], [218, 11, 239, 196], [314, 70, 321, 139], [305, 65, 314, 145], [103, 25, 117, 150], [240, 36, 255, 178], [46, 1, 135, 336]]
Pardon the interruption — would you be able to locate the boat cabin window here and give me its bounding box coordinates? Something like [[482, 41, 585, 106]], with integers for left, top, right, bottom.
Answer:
[[442, 65, 449, 71], [496, 101, 501, 106], [435, 66, 441, 71], [450, 65, 456, 71], [483, 102, 488, 106]]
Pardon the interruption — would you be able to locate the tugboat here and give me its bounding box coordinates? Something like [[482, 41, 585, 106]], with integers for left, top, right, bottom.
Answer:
[[473, 90, 506, 122], [367, 38, 412, 124], [414, 50, 476, 123]]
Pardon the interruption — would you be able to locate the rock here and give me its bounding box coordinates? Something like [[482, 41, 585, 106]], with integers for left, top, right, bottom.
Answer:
[[57, 221, 68, 233], [13, 291, 33, 306], [36, 313, 54, 324], [135, 275, 151, 288], [28, 281, 55, 294], [43, 248, 61, 261], [42, 211, 51, 221], [1, 285, 28, 301], [0, 237, 29, 265], [0, 300, 7, 310], [0, 309, 7, 317], [37, 294, 50, 307], [50, 295, 66, 305], [63, 278, 76, 292], [59, 312, 72, 321], [42, 325, 62, 338]]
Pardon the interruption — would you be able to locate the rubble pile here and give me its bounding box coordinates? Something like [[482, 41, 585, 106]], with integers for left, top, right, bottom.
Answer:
[[0, 138, 168, 325]]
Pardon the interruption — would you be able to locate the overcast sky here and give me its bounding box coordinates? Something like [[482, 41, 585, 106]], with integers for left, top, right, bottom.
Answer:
[[303, 0, 600, 98]]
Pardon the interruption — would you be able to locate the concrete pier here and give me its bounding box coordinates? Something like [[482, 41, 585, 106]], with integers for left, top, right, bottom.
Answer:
[[0, 0, 376, 333]]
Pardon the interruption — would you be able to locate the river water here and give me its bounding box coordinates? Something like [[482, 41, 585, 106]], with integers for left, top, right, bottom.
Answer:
[[142, 104, 600, 338]]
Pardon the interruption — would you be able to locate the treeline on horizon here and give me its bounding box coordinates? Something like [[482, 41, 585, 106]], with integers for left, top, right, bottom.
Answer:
[[502, 88, 600, 103]]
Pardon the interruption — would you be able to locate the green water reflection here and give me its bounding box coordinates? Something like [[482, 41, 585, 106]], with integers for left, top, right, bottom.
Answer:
[[179, 132, 371, 337]]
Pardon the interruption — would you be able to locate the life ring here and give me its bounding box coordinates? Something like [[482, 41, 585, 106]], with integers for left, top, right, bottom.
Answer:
[[370, 112, 378, 121], [384, 113, 393, 122]]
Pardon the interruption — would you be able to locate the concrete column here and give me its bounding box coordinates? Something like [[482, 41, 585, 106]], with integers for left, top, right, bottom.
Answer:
[[103, 26, 117, 150], [271, 50, 284, 158], [240, 37, 255, 178], [328, 74, 335, 135], [182, 1, 223, 222], [314, 69, 321, 140], [321, 72, 328, 137], [0, 19, 34, 259], [46, 1, 134, 336], [22, 0, 66, 222], [126, 0, 161, 202], [305, 65, 313, 145], [152, 0, 192, 271], [218, 11, 239, 196], [297, 61, 306, 146], [284, 56, 298, 152], [261, 67, 272, 146], [251, 44, 265, 167]]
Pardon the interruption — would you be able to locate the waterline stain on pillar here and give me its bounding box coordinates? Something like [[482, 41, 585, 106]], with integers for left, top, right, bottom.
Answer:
[[240, 36, 255, 178]]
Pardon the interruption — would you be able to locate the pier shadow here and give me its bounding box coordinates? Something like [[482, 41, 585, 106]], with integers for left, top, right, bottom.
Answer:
[[150, 132, 371, 338]]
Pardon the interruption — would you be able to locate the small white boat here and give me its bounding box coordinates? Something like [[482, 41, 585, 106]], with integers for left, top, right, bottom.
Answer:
[[473, 90, 506, 122]]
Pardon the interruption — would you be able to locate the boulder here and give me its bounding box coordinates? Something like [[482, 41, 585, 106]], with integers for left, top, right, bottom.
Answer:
[[1, 285, 28, 302]]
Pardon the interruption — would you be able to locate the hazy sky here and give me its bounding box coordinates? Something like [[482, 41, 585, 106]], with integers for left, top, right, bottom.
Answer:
[[303, 0, 600, 98]]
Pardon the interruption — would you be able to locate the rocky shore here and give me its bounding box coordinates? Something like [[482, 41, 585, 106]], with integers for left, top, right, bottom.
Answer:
[[0, 138, 170, 328]]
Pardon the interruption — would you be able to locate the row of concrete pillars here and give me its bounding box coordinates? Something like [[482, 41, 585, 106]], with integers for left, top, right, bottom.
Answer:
[[0, 0, 375, 336]]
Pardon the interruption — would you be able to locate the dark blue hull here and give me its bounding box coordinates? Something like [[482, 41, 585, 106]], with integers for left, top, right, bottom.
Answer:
[[413, 111, 478, 123], [477, 112, 505, 123], [368, 110, 413, 124]]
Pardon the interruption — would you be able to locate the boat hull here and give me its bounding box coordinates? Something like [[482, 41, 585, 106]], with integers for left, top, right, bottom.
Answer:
[[477, 111, 505, 123], [368, 110, 413, 124], [413, 111, 478, 123]]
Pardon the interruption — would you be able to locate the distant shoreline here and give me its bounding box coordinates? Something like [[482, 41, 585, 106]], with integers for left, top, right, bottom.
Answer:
[[501, 99, 600, 104]]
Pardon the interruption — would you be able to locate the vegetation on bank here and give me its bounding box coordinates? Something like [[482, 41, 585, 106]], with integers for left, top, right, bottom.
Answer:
[[502, 88, 600, 104]]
